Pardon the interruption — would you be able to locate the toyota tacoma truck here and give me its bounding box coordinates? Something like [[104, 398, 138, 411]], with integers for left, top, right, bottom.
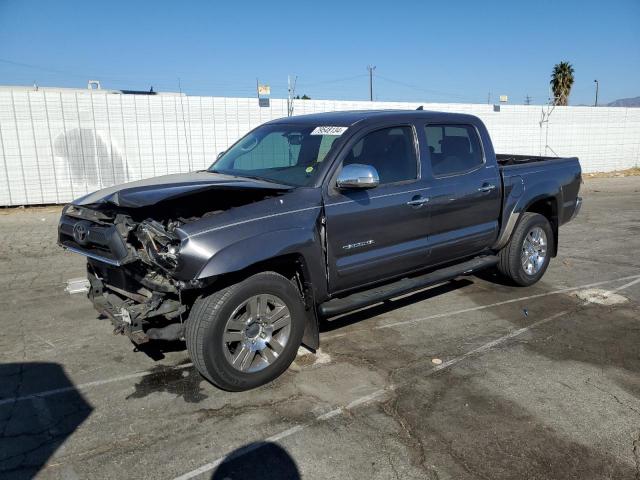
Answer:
[[58, 110, 582, 391]]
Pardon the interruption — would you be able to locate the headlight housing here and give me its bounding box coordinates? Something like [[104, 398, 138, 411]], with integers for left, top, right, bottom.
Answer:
[[137, 220, 181, 272]]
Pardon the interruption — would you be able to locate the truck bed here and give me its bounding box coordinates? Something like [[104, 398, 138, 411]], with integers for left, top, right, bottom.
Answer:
[[496, 154, 573, 166], [496, 153, 582, 230]]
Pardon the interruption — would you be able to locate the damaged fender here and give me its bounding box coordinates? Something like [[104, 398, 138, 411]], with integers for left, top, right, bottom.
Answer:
[[187, 226, 327, 350]]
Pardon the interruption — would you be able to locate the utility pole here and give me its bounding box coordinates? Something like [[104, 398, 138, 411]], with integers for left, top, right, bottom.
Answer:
[[367, 65, 376, 101], [525, 95, 532, 105], [287, 75, 298, 117], [593, 79, 599, 107], [487, 91, 491, 105], [287, 75, 291, 117]]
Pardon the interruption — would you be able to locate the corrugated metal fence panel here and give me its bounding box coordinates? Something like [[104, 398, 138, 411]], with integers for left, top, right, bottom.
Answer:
[[1, 88, 639, 206]]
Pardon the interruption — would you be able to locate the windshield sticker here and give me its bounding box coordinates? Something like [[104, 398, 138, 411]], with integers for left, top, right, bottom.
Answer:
[[310, 126, 348, 136]]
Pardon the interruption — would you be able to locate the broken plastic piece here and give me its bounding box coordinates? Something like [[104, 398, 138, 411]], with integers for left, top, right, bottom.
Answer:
[[65, 278, 90, 294]]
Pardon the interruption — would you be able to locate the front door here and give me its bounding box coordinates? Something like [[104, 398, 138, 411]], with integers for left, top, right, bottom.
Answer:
[[323, 124, 432, 294]]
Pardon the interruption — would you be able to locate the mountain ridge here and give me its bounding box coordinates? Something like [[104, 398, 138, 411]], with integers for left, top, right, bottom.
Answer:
[[606, 96, 640, 107]]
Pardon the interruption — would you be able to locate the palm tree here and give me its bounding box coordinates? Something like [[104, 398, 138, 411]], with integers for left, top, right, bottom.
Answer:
[[550, 62, 575, 106]]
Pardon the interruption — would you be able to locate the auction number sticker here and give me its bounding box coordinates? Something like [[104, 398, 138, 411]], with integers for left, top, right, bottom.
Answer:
[[310, 126, 348, 136]]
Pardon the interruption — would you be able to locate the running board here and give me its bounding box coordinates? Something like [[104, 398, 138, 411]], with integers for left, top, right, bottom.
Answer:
[[318, 256, 498, 317]]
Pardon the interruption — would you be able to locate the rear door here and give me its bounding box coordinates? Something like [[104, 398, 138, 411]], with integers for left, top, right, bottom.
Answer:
[[420, 123, 502, 264], [323, 123, 432, 293]]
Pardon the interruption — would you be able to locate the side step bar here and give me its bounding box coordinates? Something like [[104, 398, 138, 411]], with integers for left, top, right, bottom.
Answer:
[[318, 255, 498, 317]]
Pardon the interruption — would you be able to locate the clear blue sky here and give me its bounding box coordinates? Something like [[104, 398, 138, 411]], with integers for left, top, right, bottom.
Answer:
[[1, 0, 638, 105]]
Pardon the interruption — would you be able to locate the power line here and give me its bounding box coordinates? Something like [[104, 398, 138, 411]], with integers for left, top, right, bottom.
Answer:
[[296, 73, 368, 88], [376, 74, 483, 103]]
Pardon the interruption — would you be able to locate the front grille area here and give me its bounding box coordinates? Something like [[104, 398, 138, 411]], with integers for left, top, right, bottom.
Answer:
[[59, 215, 130, 263]]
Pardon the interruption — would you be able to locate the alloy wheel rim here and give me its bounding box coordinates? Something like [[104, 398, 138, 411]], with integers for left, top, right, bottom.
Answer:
[[521, 226, 547, 276], [222, 294, 291, 373]]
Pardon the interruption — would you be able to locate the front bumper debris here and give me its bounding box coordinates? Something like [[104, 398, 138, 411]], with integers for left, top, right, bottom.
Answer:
[[87, 263, 185, 344], [65, 277, 90, 294]]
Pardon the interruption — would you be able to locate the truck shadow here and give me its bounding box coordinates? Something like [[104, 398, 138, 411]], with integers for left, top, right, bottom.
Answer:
[[133, 339, 187, 361], [472, 267, 518, 286], [320, 278, 473, 333], [0, 362, 92, 479]]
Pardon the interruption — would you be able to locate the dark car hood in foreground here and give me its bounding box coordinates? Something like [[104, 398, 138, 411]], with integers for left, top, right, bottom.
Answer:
[[72, 171, 292, 208]]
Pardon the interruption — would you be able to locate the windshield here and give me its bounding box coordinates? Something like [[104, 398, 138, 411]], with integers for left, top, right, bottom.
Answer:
[[208, 124, 347, 186]]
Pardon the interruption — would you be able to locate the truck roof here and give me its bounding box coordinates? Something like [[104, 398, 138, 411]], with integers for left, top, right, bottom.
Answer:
[[267, 109, 481, 127]]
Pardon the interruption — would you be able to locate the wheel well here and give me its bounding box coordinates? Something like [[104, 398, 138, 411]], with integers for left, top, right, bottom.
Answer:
[[526, 197, 556, 221], [252, 254, 311, 294], [526, 197, 559, 256], [196, 253, 320, 350], [201, 253, 310, 293]]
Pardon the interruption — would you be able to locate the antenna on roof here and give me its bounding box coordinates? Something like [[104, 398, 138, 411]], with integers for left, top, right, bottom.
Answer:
[[416, 105, 424, 110]]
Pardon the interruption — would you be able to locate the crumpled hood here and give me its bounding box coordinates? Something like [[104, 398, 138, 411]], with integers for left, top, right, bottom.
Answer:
[[72, 171, 292, 208]]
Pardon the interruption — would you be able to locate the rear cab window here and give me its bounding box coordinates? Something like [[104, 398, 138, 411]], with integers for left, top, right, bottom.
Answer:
[[424, 124, 484, 176]]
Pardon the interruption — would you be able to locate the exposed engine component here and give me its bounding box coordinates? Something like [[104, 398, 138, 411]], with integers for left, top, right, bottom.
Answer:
[[87, 261, 186, 344], [136, 219, 181, 271]]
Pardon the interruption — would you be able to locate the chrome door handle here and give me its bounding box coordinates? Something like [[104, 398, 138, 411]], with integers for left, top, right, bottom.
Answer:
[[406, 197, 429, 207], [478, 184, 496, 193]]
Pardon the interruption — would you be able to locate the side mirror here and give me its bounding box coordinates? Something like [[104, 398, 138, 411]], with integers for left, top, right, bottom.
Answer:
[[336, 164, 380, 189], [216, 150, 225, 160]]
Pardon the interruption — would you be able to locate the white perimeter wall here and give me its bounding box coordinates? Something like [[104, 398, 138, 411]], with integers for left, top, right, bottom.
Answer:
[[0, 88, 639, 206]]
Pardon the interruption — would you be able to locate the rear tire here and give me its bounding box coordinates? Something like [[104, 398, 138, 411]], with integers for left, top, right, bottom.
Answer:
[[497, 212, 554, 286], [185, 271, 305, 391]]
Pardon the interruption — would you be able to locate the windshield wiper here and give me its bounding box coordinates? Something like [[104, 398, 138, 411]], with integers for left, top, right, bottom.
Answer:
[[213, 171, 294, 187], [237, 174, 294, 187]]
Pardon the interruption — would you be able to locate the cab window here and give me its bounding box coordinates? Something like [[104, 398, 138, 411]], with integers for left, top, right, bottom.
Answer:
[[424, 124, 483, 176], [343, 126, 417, 184]]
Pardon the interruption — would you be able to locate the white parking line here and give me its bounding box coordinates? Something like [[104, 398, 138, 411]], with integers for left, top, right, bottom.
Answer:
[[320, 273, 640, 341], [375, 273, 640, 330], [609, 276, 640, 293]]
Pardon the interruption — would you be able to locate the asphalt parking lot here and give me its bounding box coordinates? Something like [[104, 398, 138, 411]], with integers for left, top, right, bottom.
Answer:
[[1, 176, 639, 480]]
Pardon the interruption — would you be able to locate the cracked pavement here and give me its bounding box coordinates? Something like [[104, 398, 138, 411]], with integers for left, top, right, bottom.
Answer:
[[1, 177, 640, 479]]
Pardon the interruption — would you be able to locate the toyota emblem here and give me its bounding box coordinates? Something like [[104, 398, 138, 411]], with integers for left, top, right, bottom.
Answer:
[[73, 221, 90, 245]]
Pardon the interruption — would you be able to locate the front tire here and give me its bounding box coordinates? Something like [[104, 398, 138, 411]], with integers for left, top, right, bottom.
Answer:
[[497, 212, 554, 286], [186, 272, 305, 391]]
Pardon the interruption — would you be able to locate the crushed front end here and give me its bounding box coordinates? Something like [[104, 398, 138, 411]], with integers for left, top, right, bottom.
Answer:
[[58, 204, 196, 344], [57, 173, 290, 346]]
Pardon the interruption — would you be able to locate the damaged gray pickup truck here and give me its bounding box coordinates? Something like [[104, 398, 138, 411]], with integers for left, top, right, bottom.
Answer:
[[59, 110, 582, 391]]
